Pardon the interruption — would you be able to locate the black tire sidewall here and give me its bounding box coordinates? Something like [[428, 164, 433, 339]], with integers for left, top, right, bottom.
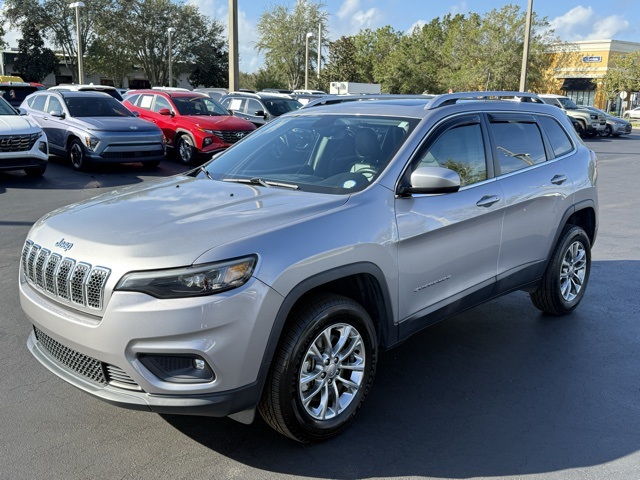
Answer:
[[69, 139, 87, 170], [548, 226, 591, 313], [277, 296, 377, 441]]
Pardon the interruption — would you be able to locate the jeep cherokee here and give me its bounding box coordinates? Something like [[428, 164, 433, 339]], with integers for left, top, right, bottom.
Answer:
[[19, 92, 598, 443]]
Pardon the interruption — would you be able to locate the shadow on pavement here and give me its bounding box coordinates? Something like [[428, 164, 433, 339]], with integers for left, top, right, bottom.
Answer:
[[162, 259, 640, 478]]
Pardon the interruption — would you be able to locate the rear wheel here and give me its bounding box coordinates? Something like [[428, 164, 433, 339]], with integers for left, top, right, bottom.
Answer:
[[259, 293, 378, 443], [530, 225, 591, 315]]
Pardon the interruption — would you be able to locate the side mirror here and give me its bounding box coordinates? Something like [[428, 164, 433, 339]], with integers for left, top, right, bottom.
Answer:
[[50, 110, 65, 119], [16, 107, 27, 115], [158, 108, 172, 116], [227, 109, 234, 115], [397, 166, 461, 196], [254, 110, 265, 117]]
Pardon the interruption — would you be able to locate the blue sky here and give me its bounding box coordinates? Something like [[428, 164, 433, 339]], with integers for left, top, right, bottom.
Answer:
[[3, 0, 638, 72], [198, 0, 639, 72]]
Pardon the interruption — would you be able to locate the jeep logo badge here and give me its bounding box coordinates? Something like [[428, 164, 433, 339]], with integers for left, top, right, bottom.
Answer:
[[55, 238, 74, 252]]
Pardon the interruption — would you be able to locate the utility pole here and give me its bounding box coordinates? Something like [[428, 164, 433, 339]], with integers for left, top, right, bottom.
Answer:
[[519, 0, 533, 92], [317, 23, 321, 78], [229, 0, 239, 92]]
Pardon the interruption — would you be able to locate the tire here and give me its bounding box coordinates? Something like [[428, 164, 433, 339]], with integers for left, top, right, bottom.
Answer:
[[258, 293, 378, 443], [176, 134, 196, 165], [530, 225, 591, 315], [24, 165, 46, 177], [142, 159, 161, 169], [68, 138, 90, 171], [575, 122, 585, 137], [599, 125, 611, 137]]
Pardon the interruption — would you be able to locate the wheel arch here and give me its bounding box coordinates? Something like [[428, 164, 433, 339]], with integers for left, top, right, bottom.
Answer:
[[544, 200, 597, 269], [254, 262, 394, 399]]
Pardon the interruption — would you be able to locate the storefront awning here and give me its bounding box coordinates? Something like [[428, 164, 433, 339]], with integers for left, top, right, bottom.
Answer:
[[561, 78, 596, 91]]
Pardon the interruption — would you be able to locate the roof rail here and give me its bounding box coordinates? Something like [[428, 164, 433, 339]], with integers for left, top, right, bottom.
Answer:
[[425, 91, 543, 109]]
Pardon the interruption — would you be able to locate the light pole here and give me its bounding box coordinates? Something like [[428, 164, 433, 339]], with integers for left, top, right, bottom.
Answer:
[[167, 27, 176, 87], [519, 0, 533, 92], [305, 32, 313, 90], [69, 2, 85, 84]]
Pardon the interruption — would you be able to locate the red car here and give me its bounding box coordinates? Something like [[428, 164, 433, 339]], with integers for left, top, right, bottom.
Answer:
[[123, 89, 255, 164]]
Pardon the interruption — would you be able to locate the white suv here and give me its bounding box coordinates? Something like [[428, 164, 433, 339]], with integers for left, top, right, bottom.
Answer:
[[19, 92, 598, 442], [0, 96, 48, 176]]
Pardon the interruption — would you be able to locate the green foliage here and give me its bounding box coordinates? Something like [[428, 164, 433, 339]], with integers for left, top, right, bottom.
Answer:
[[600, 51, 640, 103], [14, 18, 59, 82], [256, 0, 329, 89], [319, 4, 555, 94]]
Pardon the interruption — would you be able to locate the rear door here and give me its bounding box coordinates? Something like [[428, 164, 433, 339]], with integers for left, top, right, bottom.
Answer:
[[489, 113, 575, 285]]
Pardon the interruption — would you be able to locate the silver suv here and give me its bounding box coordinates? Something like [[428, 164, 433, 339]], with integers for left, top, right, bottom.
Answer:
[[19, 92, 598, 442]]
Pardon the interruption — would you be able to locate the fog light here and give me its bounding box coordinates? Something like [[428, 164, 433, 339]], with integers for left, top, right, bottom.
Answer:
[[38, 141, 48, 154], [203, 137, 213, 147], [138, 354, 215, 383], [193, 358, 206, 370]]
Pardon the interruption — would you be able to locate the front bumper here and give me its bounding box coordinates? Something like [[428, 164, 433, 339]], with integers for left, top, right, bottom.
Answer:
[[20, 273, 280, 417]]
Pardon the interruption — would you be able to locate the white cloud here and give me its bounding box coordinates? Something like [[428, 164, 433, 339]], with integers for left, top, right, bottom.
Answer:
[[450, 2, 469, 15], [549, 6, 630, 41], [337, 0, 360, 20], [407, 20, 426, 34], [332, 0, 383, 38]]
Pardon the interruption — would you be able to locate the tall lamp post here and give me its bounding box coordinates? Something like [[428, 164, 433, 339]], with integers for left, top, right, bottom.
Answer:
[[304, 32, 313, 90], [167, 27, 176, 87], [519, 0, 534, 92], [69, 2, 85, 84]]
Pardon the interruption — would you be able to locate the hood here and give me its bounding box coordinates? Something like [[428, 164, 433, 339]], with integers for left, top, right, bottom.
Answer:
[[0, 114, 41, 134], [28, 176, 347, 270], [72, 116, 160, 133], [179, 114, 255, 131]]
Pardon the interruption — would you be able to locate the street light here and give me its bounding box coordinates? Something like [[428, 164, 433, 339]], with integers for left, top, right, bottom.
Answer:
[[69, 2, 85, 84], [305, 32, 313, 90], [167, 27, 176, 87]]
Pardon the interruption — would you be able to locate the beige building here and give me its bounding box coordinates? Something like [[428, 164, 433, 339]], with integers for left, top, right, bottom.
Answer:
[[543, 39, 640, 111]]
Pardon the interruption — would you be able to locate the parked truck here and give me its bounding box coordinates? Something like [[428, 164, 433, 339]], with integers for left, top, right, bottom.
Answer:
[[329, 82, 381, 94]]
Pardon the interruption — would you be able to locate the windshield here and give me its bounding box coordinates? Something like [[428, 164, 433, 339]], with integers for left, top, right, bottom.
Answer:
[[264, 99, 302, 116], [202, 113, 419, 194], [66, 96, 135, 117], [173, 96, 229, 116], [0, 97, 17, 115], [557, 97, 579, 109]]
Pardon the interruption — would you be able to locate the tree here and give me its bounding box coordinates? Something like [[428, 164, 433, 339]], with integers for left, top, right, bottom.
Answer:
[[600, 51, 640, 110], [256, 0, 329, 90], [13, 18, 60, 82], [317, 36, 365, 91], [3, 0, 111, 83], [187, 22, 228, 88]]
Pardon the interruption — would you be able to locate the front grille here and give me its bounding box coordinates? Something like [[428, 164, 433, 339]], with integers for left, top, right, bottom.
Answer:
[[22, 240, 110, 310], [34, 327, 142, 390], [211, 130, 253, 144], [34, 327, 107, 385], [101, 149, 162, 159], [0, 132, 40, 152]]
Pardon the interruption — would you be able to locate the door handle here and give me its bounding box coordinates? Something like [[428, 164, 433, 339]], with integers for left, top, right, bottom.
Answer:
[[551, 174, 567, 185], [476, 195, 501, 207]]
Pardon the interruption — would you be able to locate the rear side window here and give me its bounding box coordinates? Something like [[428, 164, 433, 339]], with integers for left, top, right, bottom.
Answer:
[[30, 95, 47, 111], [490, 121, 547, 175], [537, 116, 573, 158]]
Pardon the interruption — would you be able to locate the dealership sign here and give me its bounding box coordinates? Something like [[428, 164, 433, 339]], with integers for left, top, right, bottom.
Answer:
[[582, 56, 602, 63]]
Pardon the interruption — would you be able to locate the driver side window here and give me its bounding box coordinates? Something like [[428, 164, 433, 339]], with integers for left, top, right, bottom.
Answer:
[[416, 123, 487, 187]]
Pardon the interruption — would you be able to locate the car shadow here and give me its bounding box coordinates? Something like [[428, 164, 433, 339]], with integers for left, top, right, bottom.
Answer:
[[161, 259, 640, 478], [0, 155, 190, 192]]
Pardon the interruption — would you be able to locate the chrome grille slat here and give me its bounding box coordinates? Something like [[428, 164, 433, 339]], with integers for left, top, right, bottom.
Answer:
[[0, 132, 39, 152], [21, 241, 110, 310], [105, 365, 142, 391], [211, 130, 253, 144], [34, 327, 107, 385]]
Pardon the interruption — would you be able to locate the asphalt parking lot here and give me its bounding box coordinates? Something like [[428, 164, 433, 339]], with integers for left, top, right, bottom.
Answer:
[[1, 136, 639, 480]]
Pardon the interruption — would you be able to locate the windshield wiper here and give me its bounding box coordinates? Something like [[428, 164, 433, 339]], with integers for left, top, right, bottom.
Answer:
[[191, 165, 213, 180], [222, 177, 299, 189]]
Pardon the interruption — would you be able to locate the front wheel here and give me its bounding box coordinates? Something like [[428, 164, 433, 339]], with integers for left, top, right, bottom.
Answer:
[[68, 138, 90, 171], [259, 293, 378, 443], [530, 225, 591, 315], [599, 125, 612, 137], [176, 135, 196, 165]]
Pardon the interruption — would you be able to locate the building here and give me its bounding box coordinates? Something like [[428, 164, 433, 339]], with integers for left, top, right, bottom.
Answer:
[[543, 39, 640, 112]]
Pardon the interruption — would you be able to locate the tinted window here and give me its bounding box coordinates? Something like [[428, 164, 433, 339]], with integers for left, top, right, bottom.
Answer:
[[0, 97, 16, 115], [65, 96, 134, 117], [153, 96, 171, 112], [417, 123, 487, 187], [490, 121, 547, 174], [0, 86, 38, 105], [263, 99, 302, 116], [538, 116, 573, 158], [47, 96, 63, 114]]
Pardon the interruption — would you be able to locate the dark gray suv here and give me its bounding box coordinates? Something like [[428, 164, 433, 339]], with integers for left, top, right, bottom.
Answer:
[[20, 90, 165, 170], [220, 91, 302, 127], [19, 92, 598, 443]]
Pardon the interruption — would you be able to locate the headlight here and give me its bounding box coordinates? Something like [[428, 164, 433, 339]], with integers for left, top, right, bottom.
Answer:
[[84, 136, 100, 150], [115, 256, 256, 298], [589, 114, 597, 120]]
